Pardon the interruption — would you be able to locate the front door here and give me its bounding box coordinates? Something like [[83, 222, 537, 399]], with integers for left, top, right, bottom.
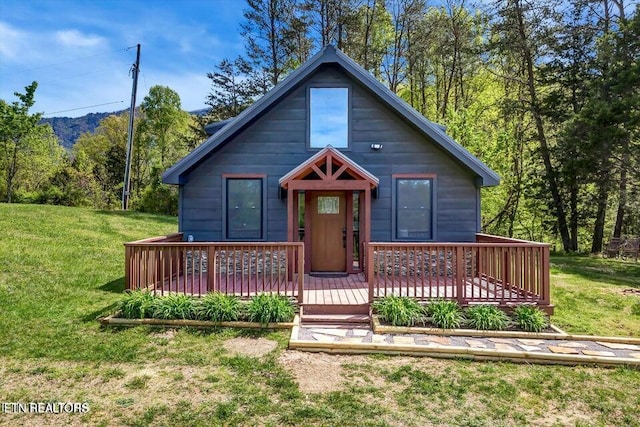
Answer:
[[310, 191, 347, 272]]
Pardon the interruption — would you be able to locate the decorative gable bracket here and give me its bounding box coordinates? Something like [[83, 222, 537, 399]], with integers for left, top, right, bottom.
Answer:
[[279, 146, 379, 191]]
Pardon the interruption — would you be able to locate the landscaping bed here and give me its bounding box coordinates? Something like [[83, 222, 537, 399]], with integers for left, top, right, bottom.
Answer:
[[373, 296, 555, 333], [100, 314, 298, 329], [371, 315, 567, 339], [101, 290, 298, 329]]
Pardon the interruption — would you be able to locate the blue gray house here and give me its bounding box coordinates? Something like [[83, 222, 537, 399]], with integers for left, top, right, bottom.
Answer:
[[162, 45, 500, 276], [125, 45, 550, 314]]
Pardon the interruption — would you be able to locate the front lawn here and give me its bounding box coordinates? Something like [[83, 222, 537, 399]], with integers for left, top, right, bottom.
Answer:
[[550, 255, 640, 336], [0, 204, 638, 426]]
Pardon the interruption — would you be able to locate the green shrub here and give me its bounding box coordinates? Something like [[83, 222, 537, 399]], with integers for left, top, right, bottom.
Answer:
[[120, 290, 156, 319], [465, 305, 509, 330], [427, 300, 463, 329], [373, 296, 424, 326], [197, 293, 242, 322], [151, 294, 196, 320], [246, 294, 295, 325], [513, 305, 548, 332]]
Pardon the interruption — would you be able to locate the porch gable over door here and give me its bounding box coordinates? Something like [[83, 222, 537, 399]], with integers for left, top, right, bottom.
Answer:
[[279, 146, 379, 191]]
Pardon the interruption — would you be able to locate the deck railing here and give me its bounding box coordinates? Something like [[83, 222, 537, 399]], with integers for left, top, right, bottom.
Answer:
[[365, 234, 550, 309], [125, 233, 305, 302]]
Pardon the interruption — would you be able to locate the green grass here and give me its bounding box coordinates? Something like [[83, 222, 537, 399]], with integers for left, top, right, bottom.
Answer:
[[550, 255, 640, 336], [0, 204, 639, 426]]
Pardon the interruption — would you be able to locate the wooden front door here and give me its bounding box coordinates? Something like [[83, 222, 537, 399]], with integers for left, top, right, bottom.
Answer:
[[310, 191, 347, 272]]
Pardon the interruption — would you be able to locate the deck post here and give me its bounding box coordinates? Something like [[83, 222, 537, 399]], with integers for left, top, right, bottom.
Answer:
[[540, 245, 550, 305], [364, 188, 371, 246], [455, 246, 464, 304], [366, 243, 374, 303], [207, 245, 216, 293], [124, 245, 131, 290], [297, 244, 304, 304], [287, 188, 295, 282]]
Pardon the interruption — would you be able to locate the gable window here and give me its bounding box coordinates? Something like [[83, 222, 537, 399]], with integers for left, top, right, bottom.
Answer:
[[224, 177, 265, 240], [394, 176, 434, 240], [309, 87, 349, 148]]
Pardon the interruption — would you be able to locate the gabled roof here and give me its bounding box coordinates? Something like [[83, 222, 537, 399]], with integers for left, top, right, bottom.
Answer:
[[204, 118, 234, 136], [279, 146, 379, 189], [163, 45, 500, 186]]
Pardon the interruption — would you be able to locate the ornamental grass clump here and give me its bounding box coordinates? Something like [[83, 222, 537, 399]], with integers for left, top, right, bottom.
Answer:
[[247, 294, 295, 325], [513, 305, 548, 332], [197, 292, 241, 322], [373, 296, 425, 326], [427, 300, 463, 329], [120, 290, 156, 319], [151, 294, 197, 320], [465, 305, 509, 330]]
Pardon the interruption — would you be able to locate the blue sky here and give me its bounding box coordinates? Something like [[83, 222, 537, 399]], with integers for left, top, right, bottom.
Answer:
[[0, 0, 246, 117]]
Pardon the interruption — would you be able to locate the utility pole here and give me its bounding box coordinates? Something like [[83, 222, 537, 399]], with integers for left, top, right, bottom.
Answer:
[[122, 43, 140, 210]]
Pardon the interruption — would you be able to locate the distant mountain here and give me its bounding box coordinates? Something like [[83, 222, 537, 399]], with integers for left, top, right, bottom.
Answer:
[[41, 108, 210, 149], [41, 111, 122, 149]]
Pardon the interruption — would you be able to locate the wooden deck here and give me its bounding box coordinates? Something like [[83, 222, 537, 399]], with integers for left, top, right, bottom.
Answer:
[[125, 234, 552, 312]]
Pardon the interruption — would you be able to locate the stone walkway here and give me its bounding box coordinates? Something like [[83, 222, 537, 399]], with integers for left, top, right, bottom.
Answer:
[[290, 324, 640, 366]]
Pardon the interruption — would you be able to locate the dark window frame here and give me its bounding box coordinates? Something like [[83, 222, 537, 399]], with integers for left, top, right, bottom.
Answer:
[[391, 174, 437, 242], [222, 174, 267, 241], [306, 84, 352, 151]]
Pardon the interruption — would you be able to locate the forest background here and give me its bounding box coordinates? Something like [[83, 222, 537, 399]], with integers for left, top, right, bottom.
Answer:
[[1, 0, 638, 253]]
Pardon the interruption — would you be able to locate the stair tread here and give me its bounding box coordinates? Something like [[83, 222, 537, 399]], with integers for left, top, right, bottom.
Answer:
[[301, 313, 371, 326], [302, 314, 370, 319], [301, 304, 370, 315]]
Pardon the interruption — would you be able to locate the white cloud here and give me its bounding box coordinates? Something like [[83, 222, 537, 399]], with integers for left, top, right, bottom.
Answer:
[[56, 29, 106, 48], [0, 22, 28, 59]]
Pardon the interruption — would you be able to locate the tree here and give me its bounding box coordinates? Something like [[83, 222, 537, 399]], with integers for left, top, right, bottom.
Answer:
[[241, 0, 300, 87], [302, 0, 353, 48], [342, 0, 393, 77], [490, 0, 575, 252], [139, 85, 190, 168], [206, 57, 258, 121], [0, 82, 49, 202], [73, 114, 130, 207]]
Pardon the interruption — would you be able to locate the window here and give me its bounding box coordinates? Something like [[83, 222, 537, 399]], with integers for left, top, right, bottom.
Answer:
[[225, 177, 264, 240], [395, 178, 433, 240], [317, 196, 340, 214], [309, 87, 349, 148]]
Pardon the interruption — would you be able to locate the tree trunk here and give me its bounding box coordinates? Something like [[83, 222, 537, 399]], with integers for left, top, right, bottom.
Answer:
[[613, 164, 627, 238], [569, 182, 579, 251], [514, 0, 573, 251], [591, 175, 610, 253]]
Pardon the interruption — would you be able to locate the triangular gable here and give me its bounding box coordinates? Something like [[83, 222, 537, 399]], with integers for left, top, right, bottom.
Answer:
[[279, 146, 378, 189], [163, 45, 500, 187]]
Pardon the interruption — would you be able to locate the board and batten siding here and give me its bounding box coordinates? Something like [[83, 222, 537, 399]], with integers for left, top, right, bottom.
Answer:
[[180, 64, 479, 242]]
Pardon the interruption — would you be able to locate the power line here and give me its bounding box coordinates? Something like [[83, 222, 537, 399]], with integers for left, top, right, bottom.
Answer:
[[42, 101, 125, 116], [1, 48, 132, 76]]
